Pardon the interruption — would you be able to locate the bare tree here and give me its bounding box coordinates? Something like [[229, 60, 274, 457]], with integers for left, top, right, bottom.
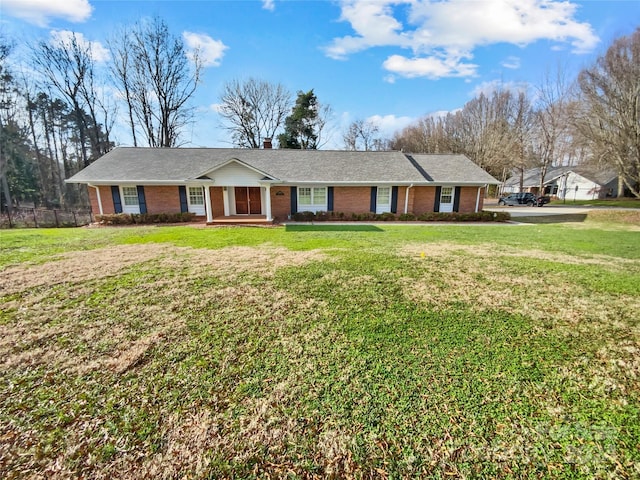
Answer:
[[575, 28, 640, 197], [531, 66, 572, 194], [109, 17, 202, 147], [218, 78, 292, 148], [343, 119, 382, 151], [0, 37, 16, 211], [33, 32, 113, 167], [108, 26, 138, 147]]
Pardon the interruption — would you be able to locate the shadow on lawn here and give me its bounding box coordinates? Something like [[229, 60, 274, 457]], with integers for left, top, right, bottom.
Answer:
[[285, 224, 384, 232], [515, 213, 588, 224]]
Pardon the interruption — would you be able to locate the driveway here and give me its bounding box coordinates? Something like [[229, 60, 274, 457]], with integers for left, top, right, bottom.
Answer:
[[484, 200, 598, 218]]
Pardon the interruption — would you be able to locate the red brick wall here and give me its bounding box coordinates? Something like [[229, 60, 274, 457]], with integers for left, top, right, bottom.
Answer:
[[333, 187, 371, 213], [89, 184, 486, 218], [271, 185, 291, 220], [412, 186, 437, 215], [89, 186, 115, 214], [458, 186, 483, 213], [144, 186, 181, 214]]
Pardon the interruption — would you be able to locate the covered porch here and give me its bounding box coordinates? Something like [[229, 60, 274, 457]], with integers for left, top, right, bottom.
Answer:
[[197, 158, 278, 224]]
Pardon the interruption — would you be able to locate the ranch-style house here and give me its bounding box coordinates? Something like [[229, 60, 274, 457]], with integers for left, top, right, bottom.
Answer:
[[67, 145, 500, 223]]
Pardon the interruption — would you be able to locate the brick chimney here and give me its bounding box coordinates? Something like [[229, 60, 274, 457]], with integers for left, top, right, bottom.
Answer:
[[263, 137, 272, 149]]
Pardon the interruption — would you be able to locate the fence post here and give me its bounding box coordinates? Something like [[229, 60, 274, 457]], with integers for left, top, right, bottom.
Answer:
[[54, 209, 59, 227], [33, 208, 38, 228], [7, 209, 13, 228], [72, 210, 78, 227]]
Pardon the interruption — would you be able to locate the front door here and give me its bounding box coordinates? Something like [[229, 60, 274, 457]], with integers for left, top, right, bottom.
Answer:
[[234, 187, 262, 214]]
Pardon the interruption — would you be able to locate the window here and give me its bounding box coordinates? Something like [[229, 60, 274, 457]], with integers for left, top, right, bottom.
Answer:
[[299, 187, 312, 206], [297, 187, 327, 213], [122, 186, 138, 206], [312, 187, 326, 205], [376, 187, 391, 213], [440, 186, 453, 204], [187, 186, 206, 215], [188, 187, 204, 205]]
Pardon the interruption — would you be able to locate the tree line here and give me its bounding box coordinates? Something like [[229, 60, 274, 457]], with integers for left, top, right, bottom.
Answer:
[[390, 29, 639, 197], [1, 20, 638, 211]]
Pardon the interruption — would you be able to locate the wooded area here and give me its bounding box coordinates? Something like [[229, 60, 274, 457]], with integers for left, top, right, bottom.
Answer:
[[390, 29, 640, 196], [1, 22, 638, 212]]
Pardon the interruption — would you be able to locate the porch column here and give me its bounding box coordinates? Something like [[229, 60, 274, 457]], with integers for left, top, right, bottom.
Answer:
[[204, 185, 213, 222], [222, 187, 230, 216], [264, 185, 272, 221], [475, 186, 481, 213]]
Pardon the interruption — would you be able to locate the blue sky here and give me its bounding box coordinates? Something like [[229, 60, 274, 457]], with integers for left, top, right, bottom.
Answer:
[[1, 0, 638, 149]]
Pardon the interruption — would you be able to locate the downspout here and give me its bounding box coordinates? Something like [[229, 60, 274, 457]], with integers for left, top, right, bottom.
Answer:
[[88, 184, 103, 215], [404, 184, 413, 214], [475, 185, 483, 213]]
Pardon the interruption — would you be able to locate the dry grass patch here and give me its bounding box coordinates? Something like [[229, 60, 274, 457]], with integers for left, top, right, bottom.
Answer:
[[400, 243, 640, 327], [0, 244, 327, 376]]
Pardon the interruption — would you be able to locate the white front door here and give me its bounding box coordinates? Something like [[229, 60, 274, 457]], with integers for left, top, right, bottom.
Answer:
[[439, 186, 454, 213]]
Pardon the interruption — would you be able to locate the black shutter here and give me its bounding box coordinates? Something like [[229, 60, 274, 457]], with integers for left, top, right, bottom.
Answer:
[[179, 186, 188, 213], [391, 186, 398, 213], [137, 186, 147, 214], [433, 186, 441, 212], [290, 186, 297, 214], [370, 186, 377, 213], [453, 187, 461, 212], [111, 186, 122, 213], [327, 187, 334, 211]]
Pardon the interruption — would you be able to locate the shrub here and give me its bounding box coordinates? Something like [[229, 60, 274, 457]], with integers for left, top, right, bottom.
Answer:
[[292, 211, 315, 222], [377, 212, 396, 221], [285, 209, 510, 223], [96, 212, 196, 225]]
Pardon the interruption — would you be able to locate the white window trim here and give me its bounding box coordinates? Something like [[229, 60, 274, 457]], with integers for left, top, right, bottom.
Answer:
[[439, 186, 454, 213], [187, 186, 206, 215], [120, 185, 140, 214], [376, 186, 392, 214], [298, 186, 327, 213]]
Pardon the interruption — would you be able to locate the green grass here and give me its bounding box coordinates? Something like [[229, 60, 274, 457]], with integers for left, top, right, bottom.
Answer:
[[549, 198, 640, 208], [1, 223, 639, 478]]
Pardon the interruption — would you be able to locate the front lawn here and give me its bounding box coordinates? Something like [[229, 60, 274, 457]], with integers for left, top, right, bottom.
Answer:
[[549, 197, 640, 208], [1, 223, 638, 478]]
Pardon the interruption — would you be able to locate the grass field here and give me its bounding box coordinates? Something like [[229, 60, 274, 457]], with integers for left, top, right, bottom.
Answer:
[[548, 198, 640, 209], [1, 220, 639, 479]]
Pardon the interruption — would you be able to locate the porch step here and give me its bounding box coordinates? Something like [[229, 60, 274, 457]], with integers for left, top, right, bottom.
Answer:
[[207, 215, 274, 226]]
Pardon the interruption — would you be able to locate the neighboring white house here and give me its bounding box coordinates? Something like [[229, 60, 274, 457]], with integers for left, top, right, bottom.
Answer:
[[502, 166, 619, 200]]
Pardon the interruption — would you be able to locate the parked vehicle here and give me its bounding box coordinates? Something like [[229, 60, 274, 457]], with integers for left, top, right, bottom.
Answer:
[[498, 192, 550, 207]]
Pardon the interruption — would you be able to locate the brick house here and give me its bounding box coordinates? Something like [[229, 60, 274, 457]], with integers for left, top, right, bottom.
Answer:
[[67, 147, 499, 223]]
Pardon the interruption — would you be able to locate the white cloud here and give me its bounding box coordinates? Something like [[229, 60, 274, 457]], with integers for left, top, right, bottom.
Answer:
[[262, 0, 275, 11], [2, 0, 92, 26], [326, 0, 599, 79], [49, 30, 109, 63], [501, 56, 521, 69], [209, 103, 224, 113], [383, 54, 477, 79], [367, 114, 416, 138], [183, 32, 228, 67]]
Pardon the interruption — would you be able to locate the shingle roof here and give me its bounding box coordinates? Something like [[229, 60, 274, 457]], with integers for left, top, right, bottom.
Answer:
[[67, 148, 499, 185], [504, 166, 618, 187], [408, 154, 500, 184]]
